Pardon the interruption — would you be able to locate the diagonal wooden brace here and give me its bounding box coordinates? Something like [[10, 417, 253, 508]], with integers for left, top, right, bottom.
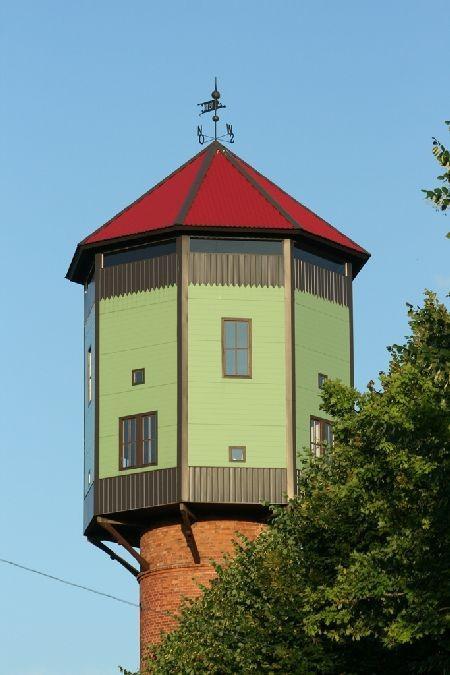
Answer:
[[88, 537, 140, 578], [97, 516, 150, 572]]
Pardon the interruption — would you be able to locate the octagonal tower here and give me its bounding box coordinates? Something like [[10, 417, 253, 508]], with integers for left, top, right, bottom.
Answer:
[[67, 141, 369, 656]]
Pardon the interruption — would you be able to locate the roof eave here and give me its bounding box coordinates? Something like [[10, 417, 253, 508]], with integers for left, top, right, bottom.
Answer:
[[66, 225, 370, 284]]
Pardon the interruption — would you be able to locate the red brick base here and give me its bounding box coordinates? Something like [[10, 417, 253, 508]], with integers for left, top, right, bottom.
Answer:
[[138, 516, 264, 662]]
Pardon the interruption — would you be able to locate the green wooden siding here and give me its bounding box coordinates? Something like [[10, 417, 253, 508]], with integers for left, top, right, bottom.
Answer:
[[98, 287, 177, 478], [188, 284, 286, 468], [295, 291, 350, 463]]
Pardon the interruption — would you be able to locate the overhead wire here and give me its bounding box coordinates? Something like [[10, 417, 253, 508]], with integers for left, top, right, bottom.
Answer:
[[0, 557, 139, 607]]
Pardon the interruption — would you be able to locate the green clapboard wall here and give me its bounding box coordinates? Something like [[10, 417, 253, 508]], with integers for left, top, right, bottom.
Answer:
[[295, 291, 350, 463], [188, 284, 286, 468], [98, 286, 177, 478]]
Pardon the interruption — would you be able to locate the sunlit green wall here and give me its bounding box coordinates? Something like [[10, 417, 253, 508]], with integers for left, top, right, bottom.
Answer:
[[295, 291, 350, 463], [188, 284, 286, 468]]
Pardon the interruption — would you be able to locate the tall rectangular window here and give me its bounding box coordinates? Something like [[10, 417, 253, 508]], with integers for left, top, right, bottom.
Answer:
[[119, 412, 157, 470], [310, 417, 333, 457], [87, 347, 92, 404], [222, 318, 252, 378]]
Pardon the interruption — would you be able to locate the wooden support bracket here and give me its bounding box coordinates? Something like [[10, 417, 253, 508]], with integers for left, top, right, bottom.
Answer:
[[180, 503, 200, 564], [88, 537, 140, 578], [97, 516, 150, 572]]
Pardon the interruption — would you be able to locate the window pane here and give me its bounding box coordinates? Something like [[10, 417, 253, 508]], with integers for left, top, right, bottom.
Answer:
[[123, 417, 136, 444], [225, 349, 235, 375], [123, 441, 136, 468], [236, 322, 248, 348], [143, 439, 155, 464], [142, 414, 156, 464], [224, 321, 235, 348], [230, 447, 245, 461], [323, 422, 333, 446], [318, 373, 328, 389], [190, 238, 282, 255], [104, 241, 176, 267], [236, 349, 249, 376], [130, 418, 136, 441], [310, 419, 321, 456], [143, 415, 150, 440], [133, 368, 145, 385]]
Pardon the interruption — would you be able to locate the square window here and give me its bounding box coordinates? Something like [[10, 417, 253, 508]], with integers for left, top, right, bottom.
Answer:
[[132, 368, 145, 386], [318, 373, 328, 389], [229, 446, 246, 462]]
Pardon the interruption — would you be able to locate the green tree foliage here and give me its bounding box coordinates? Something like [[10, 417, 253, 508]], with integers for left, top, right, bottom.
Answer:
[[138, 293, 449, 674], [423, 120, 450, 237]]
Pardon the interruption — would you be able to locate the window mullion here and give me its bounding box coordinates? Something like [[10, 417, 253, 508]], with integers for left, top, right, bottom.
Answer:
[[137, 414, 143, 467]]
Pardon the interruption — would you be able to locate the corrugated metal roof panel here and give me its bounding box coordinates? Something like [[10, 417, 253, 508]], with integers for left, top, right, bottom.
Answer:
[[84, 149, 206, 244], [233, 155, 367, 255], [184, 149, 293, 230]]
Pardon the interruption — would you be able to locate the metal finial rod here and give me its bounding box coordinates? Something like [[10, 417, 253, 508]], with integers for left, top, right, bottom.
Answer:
[[196, 78, 234, 145]]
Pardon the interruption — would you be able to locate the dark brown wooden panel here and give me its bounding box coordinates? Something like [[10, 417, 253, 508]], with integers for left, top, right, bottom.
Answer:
[[95, 467, 179, 514], [189, 252, 284, 287], [293, 258, 350, 306], [188, 466, 287, 504], [98, 253, 177, 299]]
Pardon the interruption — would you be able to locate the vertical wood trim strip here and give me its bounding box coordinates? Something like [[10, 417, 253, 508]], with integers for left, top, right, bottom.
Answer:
[[345, 262, 354, 387], [177, 236, 190, 502], [283, 239, 296, 499]]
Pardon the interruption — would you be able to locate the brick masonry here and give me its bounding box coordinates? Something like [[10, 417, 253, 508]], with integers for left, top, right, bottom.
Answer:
[[138, 516, 265, 661]]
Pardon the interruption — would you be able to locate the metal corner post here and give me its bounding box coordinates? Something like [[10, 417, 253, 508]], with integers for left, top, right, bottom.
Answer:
[[94, 253, 102, 488], [283, 239, 296, 498], [177, 235, 190, 502], [345, 262, 354, 387]]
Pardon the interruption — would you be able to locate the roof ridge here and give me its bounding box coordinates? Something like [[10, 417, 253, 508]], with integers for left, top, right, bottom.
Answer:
[[230, 151, 368, 254], [175, 142, 217, 225], [80, 144, 210, 245], [220, 148, 299, 230]]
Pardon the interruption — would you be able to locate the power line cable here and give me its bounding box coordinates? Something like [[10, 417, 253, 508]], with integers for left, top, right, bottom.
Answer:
[[0, 557, 139, 607]]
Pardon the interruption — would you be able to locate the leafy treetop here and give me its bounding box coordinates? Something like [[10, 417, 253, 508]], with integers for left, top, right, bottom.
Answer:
[[123, 293, 449, 674]]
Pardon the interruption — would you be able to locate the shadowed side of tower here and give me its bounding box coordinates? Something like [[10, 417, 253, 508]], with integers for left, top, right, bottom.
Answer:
[[67, 140, 369, 662], [139, 517, 265, 657]]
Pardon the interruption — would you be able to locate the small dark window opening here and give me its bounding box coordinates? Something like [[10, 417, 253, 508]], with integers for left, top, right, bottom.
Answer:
[[132, 368, 145, 386], [222, 318, 252, 378], [310, 417, 333, 457], [120, 412, 157, 470], [104, 241, 176, 267], [318, 373, 328, 389], [294, 247, 345, 275], [229, 446, 246, 462], [190, 238, 282, 255], [87, 347, 93, 404]]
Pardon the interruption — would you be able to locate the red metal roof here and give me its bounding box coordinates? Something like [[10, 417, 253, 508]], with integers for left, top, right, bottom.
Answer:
[[84, 151, 205, 244], [81, 141, 367, 256]]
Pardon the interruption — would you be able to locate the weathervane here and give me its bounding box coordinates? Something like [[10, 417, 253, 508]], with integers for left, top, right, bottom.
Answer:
[[197, 78, 234, 145]]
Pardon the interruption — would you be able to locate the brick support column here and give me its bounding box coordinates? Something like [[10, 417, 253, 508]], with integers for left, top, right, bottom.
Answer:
[[138, 517, 265, 662]]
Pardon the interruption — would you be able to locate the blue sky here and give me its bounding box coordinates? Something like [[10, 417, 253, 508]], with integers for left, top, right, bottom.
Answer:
[[0, 1, 448, 673]]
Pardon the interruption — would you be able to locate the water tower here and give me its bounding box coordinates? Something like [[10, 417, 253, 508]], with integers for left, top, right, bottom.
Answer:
[[67, 92, 369, 658]]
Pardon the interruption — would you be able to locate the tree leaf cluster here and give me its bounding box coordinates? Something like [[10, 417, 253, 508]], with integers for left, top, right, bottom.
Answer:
[[136, 293, 450, 674], [423, 120, 450, 236]]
